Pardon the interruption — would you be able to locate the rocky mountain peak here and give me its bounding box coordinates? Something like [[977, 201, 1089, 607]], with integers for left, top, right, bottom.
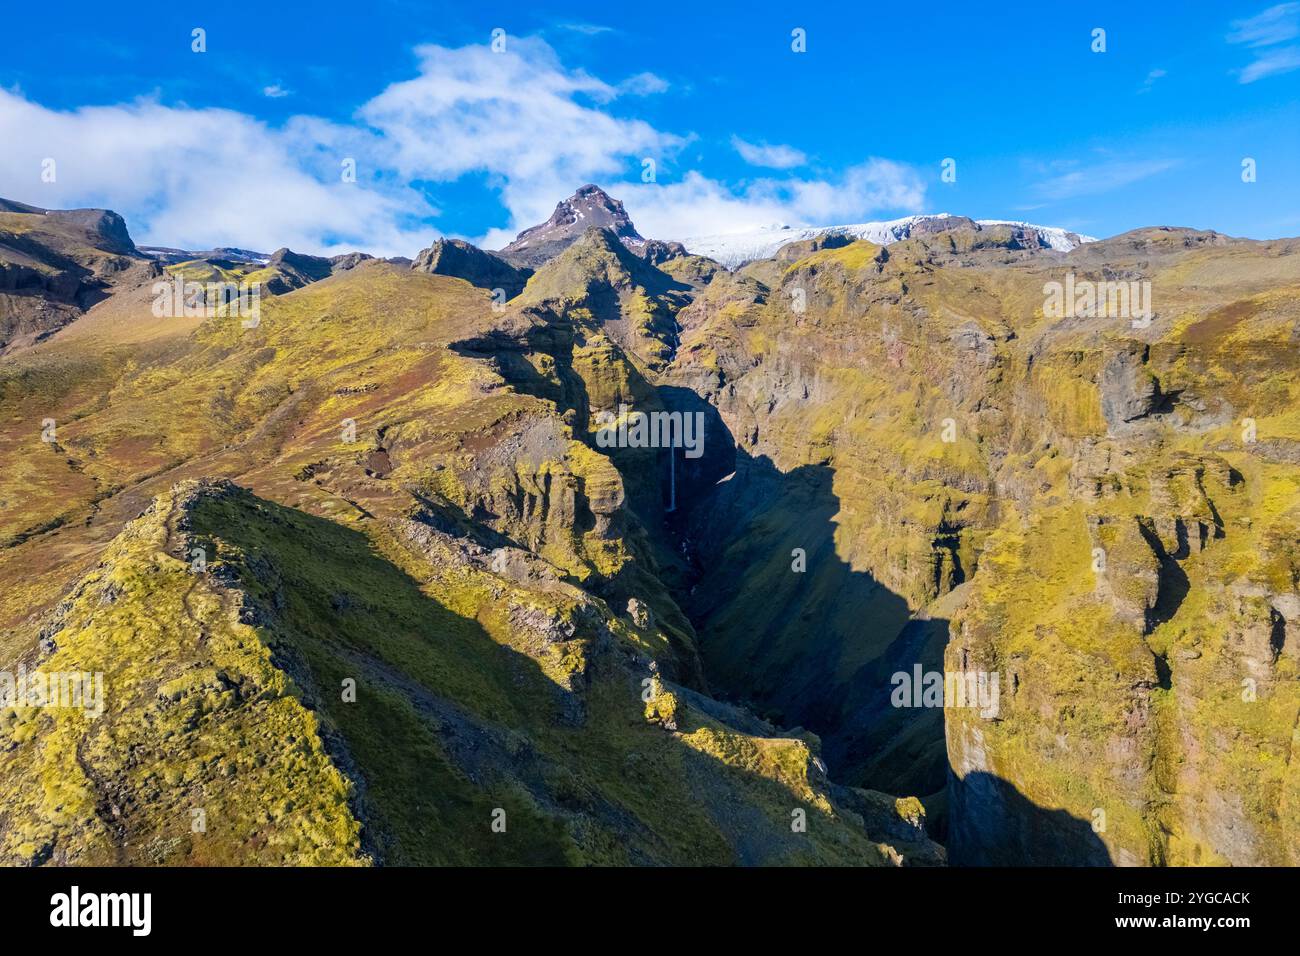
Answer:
[[498, 184, 644, 267]]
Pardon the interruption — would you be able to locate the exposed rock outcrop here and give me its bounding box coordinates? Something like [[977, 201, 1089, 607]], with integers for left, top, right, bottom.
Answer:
[[498, 184, 646, 267], [411, 238, 531, 298]]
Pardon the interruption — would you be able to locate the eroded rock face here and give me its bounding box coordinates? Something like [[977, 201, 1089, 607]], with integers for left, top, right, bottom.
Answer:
[[941, 362, 1298, 864], [34, 205, 137, 255], [0, 199, 153, 349], [1100, 345, 1163, 429]]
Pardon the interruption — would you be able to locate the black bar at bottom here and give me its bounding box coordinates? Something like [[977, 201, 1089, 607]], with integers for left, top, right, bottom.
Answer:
[[0, 865, 1278, 942]]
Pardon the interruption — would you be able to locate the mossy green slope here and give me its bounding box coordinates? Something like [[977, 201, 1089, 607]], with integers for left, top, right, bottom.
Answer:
[[0, 482, 365, 865]]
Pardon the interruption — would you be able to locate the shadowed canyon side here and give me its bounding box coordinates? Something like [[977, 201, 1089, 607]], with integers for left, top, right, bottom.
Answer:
[[0, 185, 1298, 867]]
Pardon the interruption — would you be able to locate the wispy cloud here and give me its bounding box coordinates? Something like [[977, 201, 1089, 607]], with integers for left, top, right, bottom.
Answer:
[[1228, 3, 1300, 82], [1030, 158, 1179, 201], [730, 136, 806, 169], [617, 72, 669, 96], [557, 23, 615, 36], [1239, 45, 1300, 81], [1137, 68, 1167, 93], [1229, 3, 1300, 46], [262, 84, 292, 99]]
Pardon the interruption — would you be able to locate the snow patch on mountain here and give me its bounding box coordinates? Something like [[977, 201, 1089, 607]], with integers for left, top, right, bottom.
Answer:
[[680, 214, 1096, 268]]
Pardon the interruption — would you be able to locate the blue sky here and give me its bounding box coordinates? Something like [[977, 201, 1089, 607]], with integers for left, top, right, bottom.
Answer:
[[1, 0, 1297, 256]]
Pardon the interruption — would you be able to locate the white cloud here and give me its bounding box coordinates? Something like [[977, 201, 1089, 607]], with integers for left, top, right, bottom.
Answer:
[[1030, 158, 1179, 201], [730, 136, 807, 169], [262, 84, 292, 98], [621, 161, 926, 240], [0, 37, 927, 257], [357, 38, 689, 247], [0, 89, 435, 257], [1229, 4, 1300, 82]]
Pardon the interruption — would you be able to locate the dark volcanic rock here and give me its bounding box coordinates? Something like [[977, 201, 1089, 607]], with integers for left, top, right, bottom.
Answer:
[[910, 215, 978, 236], [329, 252, 374, 271], [635, 238, 689, 265], [48, 208, 137, 255], [264, 247, 333, 292], [498, 184, 645, 268], [775, 231, 853, 263], [412, 238, 531, 299]]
